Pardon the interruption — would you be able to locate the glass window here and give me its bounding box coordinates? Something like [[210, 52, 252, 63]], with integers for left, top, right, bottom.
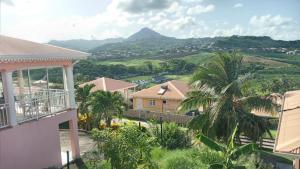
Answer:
[[163, 100, 167, 104], [149, 99, 155, 106]]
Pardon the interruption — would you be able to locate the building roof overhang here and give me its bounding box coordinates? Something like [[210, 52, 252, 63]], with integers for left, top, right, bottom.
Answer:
[[0, 35, 89, 63]]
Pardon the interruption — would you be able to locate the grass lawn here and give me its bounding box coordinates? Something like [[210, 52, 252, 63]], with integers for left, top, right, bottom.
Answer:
[[124, 75, 153, 81], [96, 58, 163, 67], [181, 52, 214, 65], [164, 74, 192, 82]]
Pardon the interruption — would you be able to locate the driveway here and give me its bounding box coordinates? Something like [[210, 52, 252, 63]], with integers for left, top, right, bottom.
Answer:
[[60, 130, 95, 165]]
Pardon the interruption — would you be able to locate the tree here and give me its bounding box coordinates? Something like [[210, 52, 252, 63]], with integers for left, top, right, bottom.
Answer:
[[199, 125, 257, 169], [76, 84, 95, 130], [179, 52, 277, 141], [90, 90, 127, 127]]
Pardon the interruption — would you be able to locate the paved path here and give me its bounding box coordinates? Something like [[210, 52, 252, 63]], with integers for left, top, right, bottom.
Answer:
[[60, 130, 95, 165]]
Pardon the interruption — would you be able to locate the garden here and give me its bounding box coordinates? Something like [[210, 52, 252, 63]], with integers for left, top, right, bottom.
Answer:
[[71, 52, 293, 169]]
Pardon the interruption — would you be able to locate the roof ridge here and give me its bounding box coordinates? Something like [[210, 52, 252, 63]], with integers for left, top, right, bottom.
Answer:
[[168, 81, 186, 99]]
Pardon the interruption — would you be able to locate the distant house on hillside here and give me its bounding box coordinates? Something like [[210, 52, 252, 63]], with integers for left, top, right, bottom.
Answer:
[[79, 77, 137, 100], [131, 80, 190, 113], [274, 90, 300, 169]]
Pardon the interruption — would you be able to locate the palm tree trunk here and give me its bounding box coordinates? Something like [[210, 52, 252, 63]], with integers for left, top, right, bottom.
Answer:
[[106, 116, 112, 127]]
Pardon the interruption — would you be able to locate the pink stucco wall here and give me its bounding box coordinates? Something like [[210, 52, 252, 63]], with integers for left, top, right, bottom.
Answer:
[[0, 110, 79, 169]]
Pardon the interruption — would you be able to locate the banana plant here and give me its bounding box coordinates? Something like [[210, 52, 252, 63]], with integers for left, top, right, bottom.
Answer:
[[198, 125, 257, 169]]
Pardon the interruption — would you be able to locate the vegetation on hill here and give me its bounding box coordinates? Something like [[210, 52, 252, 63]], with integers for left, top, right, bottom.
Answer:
[[48, 38, 124, 51]]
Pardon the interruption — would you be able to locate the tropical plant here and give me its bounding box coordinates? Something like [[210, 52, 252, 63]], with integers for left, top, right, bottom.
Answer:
[[151, 122, 191, 149], [76, 84, 95, 130], [179, 52, 277, 141], [91, 125, 158, 169], [76, 84, 95, 113], [90, 90, 127, 127], [198, 125, 257, 169]]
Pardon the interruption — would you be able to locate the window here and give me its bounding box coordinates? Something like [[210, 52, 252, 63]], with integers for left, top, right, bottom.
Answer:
[[163, 100, 167, 104], [149, 100, 156, 106]]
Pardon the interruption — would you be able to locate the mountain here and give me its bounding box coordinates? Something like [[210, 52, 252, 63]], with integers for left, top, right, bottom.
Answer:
[[48, 38, 124, 51], [214, 35, 300, 49], [49, 27, 300, 59], [90, 31, 300, 59], [127, 27, 172, 41]]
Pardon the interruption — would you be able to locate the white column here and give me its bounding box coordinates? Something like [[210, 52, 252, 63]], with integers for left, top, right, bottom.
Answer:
[[17, 70, 24, 96], [1, 71, 17, 126], [64, 65, 76, 109]]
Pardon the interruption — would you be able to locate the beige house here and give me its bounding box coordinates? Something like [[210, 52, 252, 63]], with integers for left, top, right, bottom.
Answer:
[[131, 80, 190, 113], [274, 90, 300, 169], [79, 77, 137, 100]]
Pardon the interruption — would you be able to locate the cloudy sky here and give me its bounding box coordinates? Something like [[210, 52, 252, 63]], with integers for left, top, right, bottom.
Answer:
[[1, 0, 300, 42]]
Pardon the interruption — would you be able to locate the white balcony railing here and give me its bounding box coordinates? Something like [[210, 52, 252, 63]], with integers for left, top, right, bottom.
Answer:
[[15, 89, 69, 123], [0, 103, 9, 128]]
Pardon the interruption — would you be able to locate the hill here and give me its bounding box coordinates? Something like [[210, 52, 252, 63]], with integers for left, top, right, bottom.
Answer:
[[48, 37, 124, 51], [90, 28, 300, 59], [127, 27, 171, 41], [49, 27, 300, 59]]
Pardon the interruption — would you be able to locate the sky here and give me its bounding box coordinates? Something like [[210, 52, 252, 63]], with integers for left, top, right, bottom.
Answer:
[[1, 0, 300, 42]]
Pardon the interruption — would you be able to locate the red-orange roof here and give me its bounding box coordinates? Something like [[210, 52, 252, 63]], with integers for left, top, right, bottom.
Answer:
[[131, 80, 190, 100], [79, 77, 137, 92]]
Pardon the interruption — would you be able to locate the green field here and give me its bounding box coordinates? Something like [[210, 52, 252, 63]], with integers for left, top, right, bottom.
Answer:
[[96, 58, 163, 67], [124, 75, 153, 81], [164, 74, 192, 82], [180, 52, 214, 64]]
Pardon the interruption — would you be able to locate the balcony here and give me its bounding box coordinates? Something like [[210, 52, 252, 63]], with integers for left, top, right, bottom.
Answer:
[[0, 90, 68, 128], [0, 66, 76, 129]]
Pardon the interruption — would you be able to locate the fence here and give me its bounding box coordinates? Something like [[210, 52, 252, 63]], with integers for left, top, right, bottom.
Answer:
[[15, 90, 68, 123], [238, 135, 275, 149], [124, 109, 194, 125]]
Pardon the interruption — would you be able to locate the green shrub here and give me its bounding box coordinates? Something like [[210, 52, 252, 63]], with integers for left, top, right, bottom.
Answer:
[[152, 122, 191, 149], [188, 147, 223, 166], [165, 156, 207, 169], [238, 153, 275, 169], [91, 125, 157, 169]]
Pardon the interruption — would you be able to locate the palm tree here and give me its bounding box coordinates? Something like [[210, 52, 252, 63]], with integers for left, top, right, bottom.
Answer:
[[90, 90, 127, 127], [199, 125, 257, 169], [76, 84, 95, 130], [179, 52, 277, 141]]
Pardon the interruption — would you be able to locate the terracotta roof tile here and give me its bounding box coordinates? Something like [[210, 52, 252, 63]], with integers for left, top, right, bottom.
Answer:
[[79, 77, 137, 92], [131, 80, 190, 100]]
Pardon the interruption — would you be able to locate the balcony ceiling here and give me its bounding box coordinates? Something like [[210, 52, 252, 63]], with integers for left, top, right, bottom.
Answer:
[[0, 35, 88, 62]]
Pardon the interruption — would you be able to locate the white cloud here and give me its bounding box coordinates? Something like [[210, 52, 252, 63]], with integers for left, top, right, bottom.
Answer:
[[2, 0, 299, 42], [155, 16, 196, 33], [2, 0, 14, 6], [187, 4, 215, 15], [250, 15, 292, 27], [114, 0, 176, 13], [233, 3, 243, 8], [249, 15, 299, 40], [212, 25, 244, 37]]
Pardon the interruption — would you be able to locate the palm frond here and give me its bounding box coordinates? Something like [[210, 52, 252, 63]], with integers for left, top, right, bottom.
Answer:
[[238, 96, 277, 115], [229, 143, 257, 160], [178, 90, 216, 112], [198, 133, 226, 152]]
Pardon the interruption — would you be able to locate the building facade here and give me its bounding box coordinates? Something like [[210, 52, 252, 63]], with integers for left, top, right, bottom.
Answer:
[[0, 35, 87, 169], [132, 80, 189, 113]]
